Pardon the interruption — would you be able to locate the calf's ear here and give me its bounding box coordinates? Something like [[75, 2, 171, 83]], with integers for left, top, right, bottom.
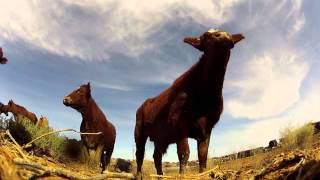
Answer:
[[183, 37, 203, 51], [231, 34, 244, 44]]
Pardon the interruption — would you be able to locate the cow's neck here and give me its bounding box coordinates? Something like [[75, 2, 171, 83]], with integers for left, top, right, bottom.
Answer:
[[199, 50, 230, 96], [79, 98, 97, 121]]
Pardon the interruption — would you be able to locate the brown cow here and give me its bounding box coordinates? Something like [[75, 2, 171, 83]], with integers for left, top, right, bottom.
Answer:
[[0, 47, 8, 64], [63, 83, 116, 172], [134, 29, 244, 178], [0, 100, 38, 124]]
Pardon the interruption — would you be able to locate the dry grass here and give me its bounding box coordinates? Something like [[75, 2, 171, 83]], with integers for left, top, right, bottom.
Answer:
[[213, 148, 282, 172], [1, 116, 85, 163], [280, 123, 314, 151]]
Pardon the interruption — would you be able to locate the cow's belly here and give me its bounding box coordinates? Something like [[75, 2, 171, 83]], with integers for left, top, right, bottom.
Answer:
[[146, 122, 177, 144]]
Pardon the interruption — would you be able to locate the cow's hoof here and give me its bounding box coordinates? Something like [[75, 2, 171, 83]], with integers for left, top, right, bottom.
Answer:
[[102, 170, 108, 174], [199, 167, 205, 173], [135, 172, 143, 180]]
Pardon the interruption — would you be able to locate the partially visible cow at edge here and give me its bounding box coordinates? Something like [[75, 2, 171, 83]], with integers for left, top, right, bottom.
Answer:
[[63, 83, 116, 173], [134, 29, 244, 178], [0, 100, 38, 124], [0, 47, 8, 64]]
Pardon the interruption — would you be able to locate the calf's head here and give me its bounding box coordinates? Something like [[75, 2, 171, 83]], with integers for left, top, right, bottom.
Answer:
[[184, 29, 244, 53], [63, 83, 91, 111]]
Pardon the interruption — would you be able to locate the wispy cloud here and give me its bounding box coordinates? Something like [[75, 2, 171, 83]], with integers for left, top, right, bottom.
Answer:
[[214, 84, 320, 156], [226, 49, 309, 119], [0, 0, 317, 161], [0, 0, 243, 61], [93, 81, 132, 91]]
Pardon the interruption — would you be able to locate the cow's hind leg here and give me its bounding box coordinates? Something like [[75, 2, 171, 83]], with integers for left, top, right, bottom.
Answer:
[[153, 143, 164, 175], [177, 138, 190, 174], [197, 135, 211, 173], [102, 146, 114, 173], [100, 149, 106, 173]]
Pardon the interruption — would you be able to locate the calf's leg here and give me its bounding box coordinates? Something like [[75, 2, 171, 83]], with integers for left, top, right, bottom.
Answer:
[[176, 138, 190, 174], [197, 135, 211, 173]]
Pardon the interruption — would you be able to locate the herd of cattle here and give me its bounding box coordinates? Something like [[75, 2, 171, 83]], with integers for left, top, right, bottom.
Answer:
[[219, 122, 320, 162], [218, 139, 279, 162], [0, 100, 48, 128], [1, 29, 245, 178]]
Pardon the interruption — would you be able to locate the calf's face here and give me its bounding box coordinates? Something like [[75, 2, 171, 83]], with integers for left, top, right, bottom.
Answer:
[[184, 29, 244, 52], [63, 83, 91, 110]]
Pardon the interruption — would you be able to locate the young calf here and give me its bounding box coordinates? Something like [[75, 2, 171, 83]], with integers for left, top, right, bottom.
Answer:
[[63, 83, 116, 172]]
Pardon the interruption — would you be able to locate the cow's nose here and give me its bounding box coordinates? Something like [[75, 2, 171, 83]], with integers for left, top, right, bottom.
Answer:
[[63, 97, 71, 104]]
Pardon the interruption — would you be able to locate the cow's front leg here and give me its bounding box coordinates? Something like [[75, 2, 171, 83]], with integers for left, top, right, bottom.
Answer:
[[197, 135, 211, 173], [153, 144, 164, 175], [94, 145, 104, 172], [88, 148, 97, 168], [177, 138, 190, 174], [81, 145, 90, 162]]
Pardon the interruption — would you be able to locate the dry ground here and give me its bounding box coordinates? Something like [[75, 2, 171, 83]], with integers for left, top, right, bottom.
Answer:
[[1, 130, 320, 180]]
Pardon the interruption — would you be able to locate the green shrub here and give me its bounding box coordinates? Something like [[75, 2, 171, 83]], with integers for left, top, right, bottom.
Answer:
[[3, 116, 83, 162], [280, 123, 314, 151]]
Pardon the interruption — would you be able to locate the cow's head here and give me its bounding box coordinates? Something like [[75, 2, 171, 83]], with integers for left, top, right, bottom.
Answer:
[[183, 29, 244, 52], [0, 102, 5, 115], [0, 101, 10, 116], [63, 83, 91, 111]]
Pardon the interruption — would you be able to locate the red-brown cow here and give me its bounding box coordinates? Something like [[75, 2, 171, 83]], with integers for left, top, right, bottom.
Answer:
[[134, 29, 244, 178], [0, 100, 38, 124], [63, 83, 116, 172]]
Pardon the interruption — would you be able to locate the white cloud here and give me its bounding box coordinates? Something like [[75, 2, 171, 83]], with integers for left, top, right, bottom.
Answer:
[[93, 81, 132, 91], [0, 0, 242, 61], [214, 85, 320, 156], [226, 49, 309, 119]]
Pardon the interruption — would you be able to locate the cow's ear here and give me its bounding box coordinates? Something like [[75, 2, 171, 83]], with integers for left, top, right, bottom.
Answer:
[[231, 34, 244, 44], [86, 82, 91, 98], [183, 37, 203, 51], [8, 100, 13, 105]]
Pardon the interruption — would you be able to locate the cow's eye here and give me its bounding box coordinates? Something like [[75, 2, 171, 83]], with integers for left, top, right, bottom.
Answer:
[[76, 90, 80, 94]]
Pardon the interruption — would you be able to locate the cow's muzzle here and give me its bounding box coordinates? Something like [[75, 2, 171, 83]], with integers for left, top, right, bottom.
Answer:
[[63, 96, 72, 106]]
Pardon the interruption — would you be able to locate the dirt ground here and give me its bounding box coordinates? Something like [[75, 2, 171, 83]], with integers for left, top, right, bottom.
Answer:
[[1, 130, 320, 180]]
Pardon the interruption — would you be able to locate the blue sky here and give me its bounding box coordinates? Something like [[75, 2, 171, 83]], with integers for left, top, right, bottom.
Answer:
[[0, 0, 319, 162]]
